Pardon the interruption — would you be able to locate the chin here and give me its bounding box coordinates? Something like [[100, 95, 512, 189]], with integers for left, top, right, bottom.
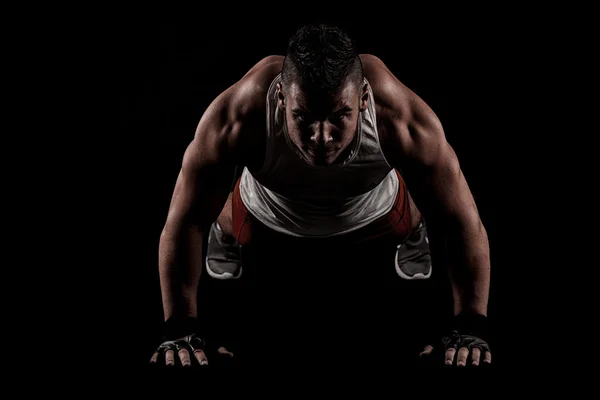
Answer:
[[307, 155, 335, 166], [306, 148, 337, 166], [310, 160, 332, 166]]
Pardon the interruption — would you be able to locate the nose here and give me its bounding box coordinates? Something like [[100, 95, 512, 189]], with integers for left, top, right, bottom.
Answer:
[[310, 121, 333, 145]]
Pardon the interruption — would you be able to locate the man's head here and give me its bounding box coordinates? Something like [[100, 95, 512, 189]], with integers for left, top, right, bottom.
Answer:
[[277, 24, 369, 166]]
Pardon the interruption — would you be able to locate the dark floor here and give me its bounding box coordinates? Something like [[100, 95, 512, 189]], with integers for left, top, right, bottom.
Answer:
[[143, 235, 498, 370]]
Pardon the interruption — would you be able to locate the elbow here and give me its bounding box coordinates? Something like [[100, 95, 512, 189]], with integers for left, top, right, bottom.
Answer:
[[158, 225, 174, 260], [159, 218, 182, 250], [160, 215, 204, 245], [479, 219, 489, 243], [446, 208, 488, 244], [159, 226, 170, 244], [461, 208, 488, 242]]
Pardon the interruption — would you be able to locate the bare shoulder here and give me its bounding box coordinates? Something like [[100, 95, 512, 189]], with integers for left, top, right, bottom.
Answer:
[[228, 55, 283, 121], [360, 54, 438, 125], [241, 55, 285, 80], [359, 54, 446, 165], [204, 55, 283, 125], [191, 56, 283, 166]]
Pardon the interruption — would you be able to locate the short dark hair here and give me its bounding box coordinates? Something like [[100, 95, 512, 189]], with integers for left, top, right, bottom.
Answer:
[[281, 24, 363, 93]]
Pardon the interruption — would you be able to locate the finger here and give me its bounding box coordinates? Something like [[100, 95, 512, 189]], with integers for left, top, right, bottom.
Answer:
[[165, 349, 175, 366], [217, 346, 234, 357], [471, 348, 481, 366], [456, 347, 469, 367], [445, 348, 456, 366], [483, 351, 492, 364], [193, 349, 209, 366], [178, 348, 192, 367], [419, 345, 434, 357], [149, 351, 159, 363]]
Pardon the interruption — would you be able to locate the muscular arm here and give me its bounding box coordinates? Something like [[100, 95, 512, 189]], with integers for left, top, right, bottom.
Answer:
[[366, 55, 490, 316], [158, 56, 278, 327], [158, 96, 237, 321], [397, 122, 490, 316], [159, 81, 264, 320]]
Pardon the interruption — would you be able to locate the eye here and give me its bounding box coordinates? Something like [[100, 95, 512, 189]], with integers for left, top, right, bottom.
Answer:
[[292, 112, 306, 122], [329, 114, 348, 123]]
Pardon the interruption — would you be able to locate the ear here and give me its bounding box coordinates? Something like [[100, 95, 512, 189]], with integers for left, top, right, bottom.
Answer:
[[276, 82, 286, 110], [359, 83, 369, 112]]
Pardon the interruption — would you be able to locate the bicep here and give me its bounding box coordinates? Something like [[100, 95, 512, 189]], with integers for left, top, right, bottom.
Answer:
[[164, 148, 235, 233], [164, 104, 238, 233], [416, 143, 479, 225], [163, 75, 265, 232], [390, 115, 479, 227]]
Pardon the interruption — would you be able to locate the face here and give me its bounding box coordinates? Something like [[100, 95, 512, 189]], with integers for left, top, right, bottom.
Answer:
[[276, 79, 369, 166]]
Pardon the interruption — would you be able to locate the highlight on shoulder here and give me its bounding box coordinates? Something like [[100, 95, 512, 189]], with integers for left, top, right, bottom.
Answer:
[[359, 54, 412, 117], [189, 56, 283, 165], [226, 55, 284, 117], [359, 53, 441, 129], [239, 55, 285, 93]]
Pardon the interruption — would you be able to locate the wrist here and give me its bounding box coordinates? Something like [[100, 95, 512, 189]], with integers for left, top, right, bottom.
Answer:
[[453, 312, 489, 341], [163, 315, 201, 340]]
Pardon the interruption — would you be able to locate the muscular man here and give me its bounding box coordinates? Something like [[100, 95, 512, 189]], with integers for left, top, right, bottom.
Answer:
[[150, 24, 492, 368]]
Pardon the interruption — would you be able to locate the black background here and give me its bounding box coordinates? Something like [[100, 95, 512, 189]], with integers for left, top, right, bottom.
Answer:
[[115, 16, 520, 370]]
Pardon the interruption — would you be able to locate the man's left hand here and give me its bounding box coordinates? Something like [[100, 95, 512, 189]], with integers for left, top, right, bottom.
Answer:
[[420, 330, 492, 366]]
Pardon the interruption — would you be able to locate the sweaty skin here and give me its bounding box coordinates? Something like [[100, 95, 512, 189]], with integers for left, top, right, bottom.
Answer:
[[157, 54, 491, 366]]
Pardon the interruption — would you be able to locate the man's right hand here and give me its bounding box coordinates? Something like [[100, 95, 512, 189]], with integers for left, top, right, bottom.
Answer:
[[150, 334, 235, 367], [150, 334, 207, 367]]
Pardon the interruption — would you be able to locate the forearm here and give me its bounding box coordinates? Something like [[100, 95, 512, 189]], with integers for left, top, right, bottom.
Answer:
[[447, 220, 490, 316], [158, 224, 205, 321]]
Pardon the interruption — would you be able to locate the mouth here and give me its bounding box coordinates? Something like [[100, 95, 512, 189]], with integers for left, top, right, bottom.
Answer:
[[307, 147, 334, 158]]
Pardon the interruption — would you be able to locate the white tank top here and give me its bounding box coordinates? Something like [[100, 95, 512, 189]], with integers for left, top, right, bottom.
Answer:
[[239, 73, 398, 237]]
